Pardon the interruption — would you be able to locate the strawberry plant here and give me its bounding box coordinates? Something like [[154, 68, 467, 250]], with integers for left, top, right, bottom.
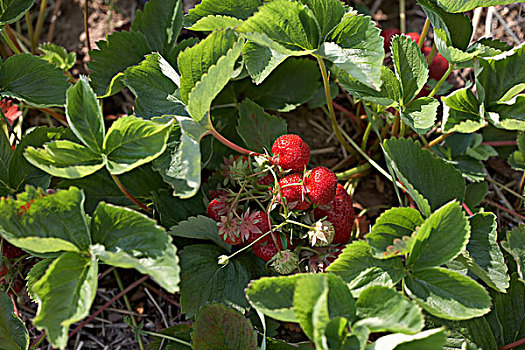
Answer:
[[0, 0, 523, 349]]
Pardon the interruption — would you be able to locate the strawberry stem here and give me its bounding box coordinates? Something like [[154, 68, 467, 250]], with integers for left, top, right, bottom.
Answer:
[[110, 174, 152, 214], [418, 18, 431, 50], [428, 64, 454, 98]]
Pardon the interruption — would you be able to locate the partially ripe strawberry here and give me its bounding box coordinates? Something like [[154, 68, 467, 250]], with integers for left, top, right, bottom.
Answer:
[[314, 184, 355, 244], [257, 173, 273, 186], [381, 28, 401, 51], [406, 32, 421, 45], [2, 241, 22, 259], [278, 173, 311, 210], [246, 211, 271, 243], [271, 134, 310, 172], [207, 198, 226, 222], [305, 166, 337, 206], [253, 234, 289, 261]]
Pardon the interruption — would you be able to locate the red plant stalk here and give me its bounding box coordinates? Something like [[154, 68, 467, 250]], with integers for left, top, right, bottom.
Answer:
[[482, 140, 518, 147], [499, 337, 525, 350]]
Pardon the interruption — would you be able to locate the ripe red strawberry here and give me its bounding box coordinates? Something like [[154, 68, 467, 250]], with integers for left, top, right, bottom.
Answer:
[[2, 241, 22, 259], [271, 134, 310, 172], [207, 198, 227, 221], [381, 28, 401, 51], [406, 32, 421, 45], [257, 173, 274, 186], [246, 211, 271, 243], [429, 53, 449, 81], [253, 234, 289, 261], [278, 173, 311, 210], [305, 166, 337, 206], [314, 184, 355, 244]]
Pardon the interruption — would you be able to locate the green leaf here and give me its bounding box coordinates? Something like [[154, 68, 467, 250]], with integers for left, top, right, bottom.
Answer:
[[238, 0, 320, 53], [169, 215, 230, 251], [442, 87, 486, 133], [242, 42, 288, 85], [152, 117, 204, 198], [246, 275, 299, 323], [237, 99, 287, 153], [187, 38, 244, 122], [417, 0, 472, 51], [319, 12, 384, 89], [243, 58, 321, 112], [9, 127, 71, 192], [503, 226, 525, 280], [400, 97, 439, 134], [66, 76, 105, 152], [147, 324, 192, 350], [0, 186, 91, 253], [300, 0, 345, 41], [457, 213, 509, 292], [0, 292, 29, 350], [152, 189, 206, 228], [131, 0, 183, 58], [123, 53, 187, 119], [26, 258, 53, 302], [24, 140, 106, 179], [368, 328, 446, 350], [464, 181, 488, 208], [383, 138, 466, 217], [0, 130, 12, 195], [338, 66, 401, 107], [179, 244, 266, 317], [88, 30, 152, 97], [407, 201, 469, 270], [90, 202, 179, 293], [0, 0, 35, 25], [326, 240, 406, 297], [508, 133, 525, 171], [476, 44, 525, 105], [103, 116, 173, 175], [39, 43, 76, 71], [324, 317, 352, 350], [185, 0, 260, 27], [0, 54, 69, 107], [489, 95, 525, 131], [391, 35, 429, 105], [355, 285, 424, 334], [404, 267, 491, 320], [431, 0, 518, 13], [192, 303, 257, 350], [33, 252, 98, 349], [366, 207, 423, 259], [293, 274, 356, 342], [189, 15, 244, 31], [487, 273, 525, 347], [178, 29, 237, 103]]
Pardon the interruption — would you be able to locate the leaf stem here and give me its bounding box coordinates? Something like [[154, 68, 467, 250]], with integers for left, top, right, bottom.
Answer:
[[336, 162, 372, 180], [399, 0, 406, 33], [484, 199, 525, 221], [482, 140, 518, 147], [499, 337, 525, 350], [426, 42, 437, 66], [485, 176, 525, 201], [84, 0, 92, 54], [424, 133, 453, 148], [315, 55, 357, 158], [114, 269, 145, 350], [25, 12, 35, 54], [68, 275, 150, 339], [110, 174, 152, 214], [29, 331, 46, 349], [1, 30, 20, 55], [33, 0, 48, 50], [140, 330, 192, 348], [207, 111, 266, 158], [4, 26, 23, 54], [418, 18, 430, 50], [428, 64, 454, 98]]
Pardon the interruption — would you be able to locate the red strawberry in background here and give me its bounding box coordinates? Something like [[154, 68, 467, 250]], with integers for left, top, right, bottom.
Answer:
[[207, 198, 227, 222], [406, 32, 421, 45], [305, 166, 338, 206], [257, 173, 273, 186], [253, 234, 290, 261], [423, 46, 449, 81], [381, 28, 401, 52], [278, 173, 311, 210], [314, 184, 355, 244], [2, 241, 23, 259], [271, 134, 310, 172]]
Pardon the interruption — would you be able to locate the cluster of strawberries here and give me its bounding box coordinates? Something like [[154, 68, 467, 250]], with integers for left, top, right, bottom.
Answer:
[[207, 134, 355, 273], [381, 29, 449, 96]]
